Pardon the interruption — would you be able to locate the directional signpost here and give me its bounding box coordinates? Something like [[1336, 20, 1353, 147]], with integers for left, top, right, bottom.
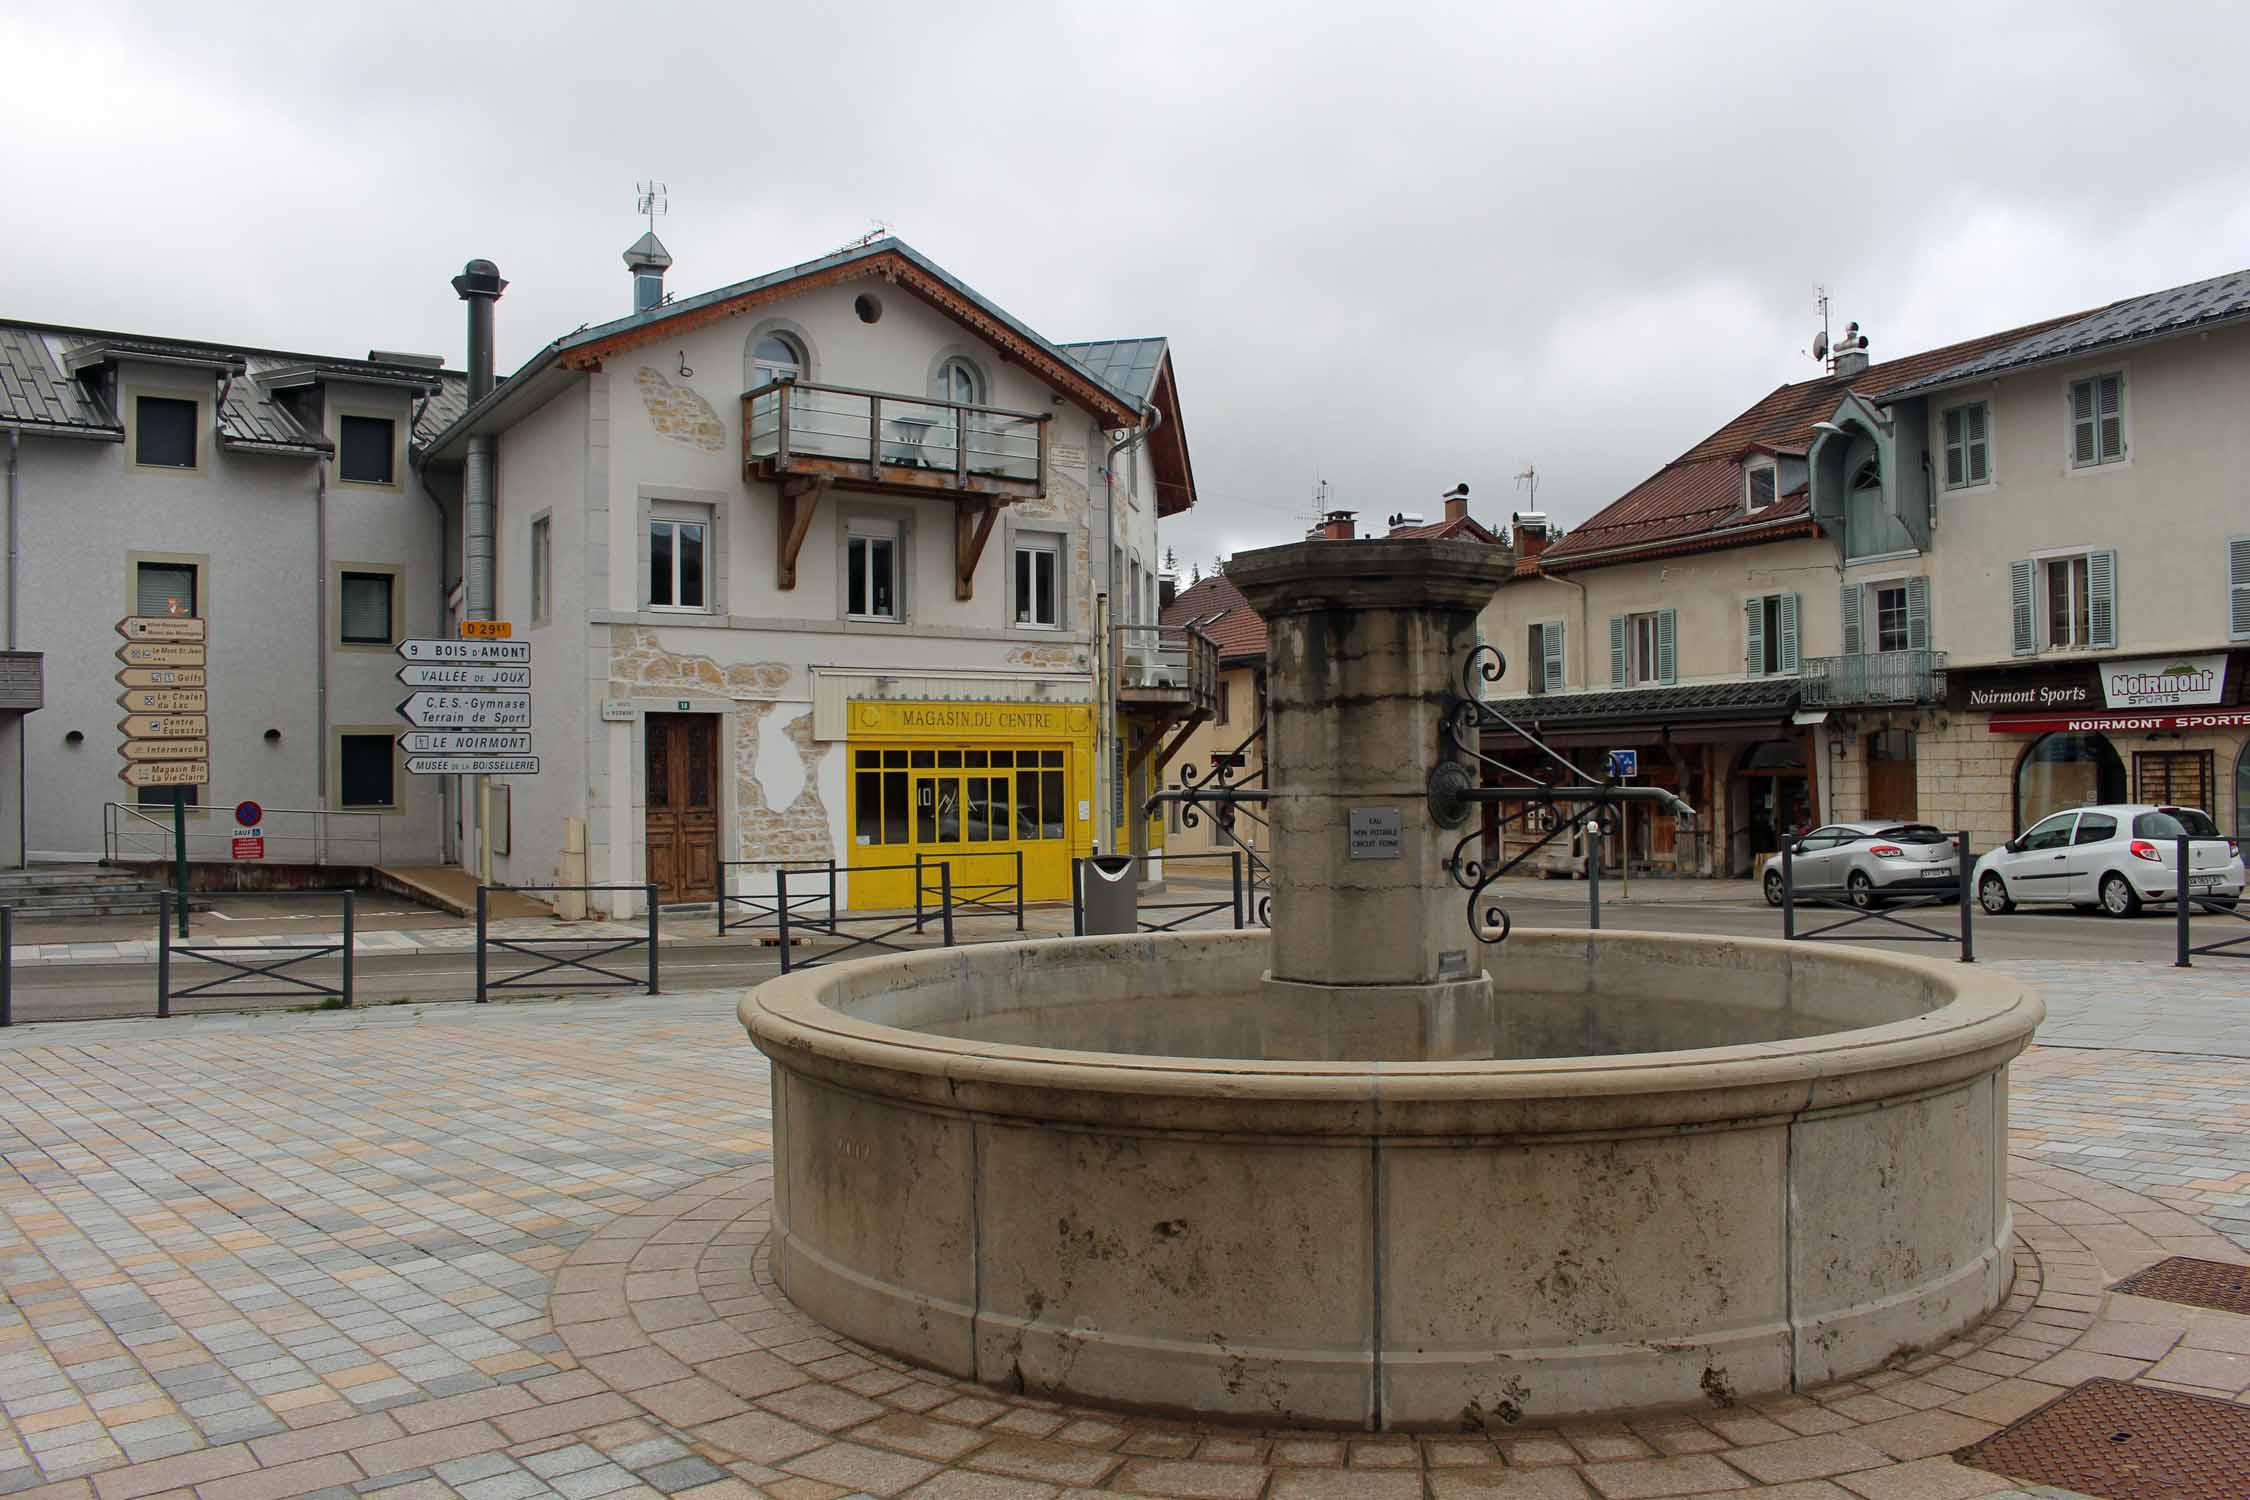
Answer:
[[396, 628, 534, 884], [117, 616, 206, 936]]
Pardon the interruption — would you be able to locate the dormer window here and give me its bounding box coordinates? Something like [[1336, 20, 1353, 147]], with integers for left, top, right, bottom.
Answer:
[[1745, 463, 1777, 513]]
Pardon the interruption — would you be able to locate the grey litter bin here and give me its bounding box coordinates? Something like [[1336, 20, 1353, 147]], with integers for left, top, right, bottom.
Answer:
[[1080, 854, 1140, 935]]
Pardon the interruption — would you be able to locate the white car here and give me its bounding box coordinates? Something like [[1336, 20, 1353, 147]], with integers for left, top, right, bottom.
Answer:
[[1762, 820, 1960, 908], [1972, 804, 2245, 917]]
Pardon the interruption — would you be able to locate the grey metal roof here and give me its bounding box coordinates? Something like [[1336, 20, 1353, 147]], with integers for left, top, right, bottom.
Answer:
[[1495, 677, 1799, 727], [555, 237, 1146, 411], [1892, 265, 2250, 396], [0, 319, 465, 453], [1057, 337, 1167, 404]]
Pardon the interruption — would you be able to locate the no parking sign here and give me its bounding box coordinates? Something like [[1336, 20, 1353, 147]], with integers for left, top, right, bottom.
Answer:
[[233, 800, 264, 860]]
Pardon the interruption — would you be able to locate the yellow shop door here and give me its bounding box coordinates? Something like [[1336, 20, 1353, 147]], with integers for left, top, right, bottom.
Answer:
[[847, 746, 1074, 910]]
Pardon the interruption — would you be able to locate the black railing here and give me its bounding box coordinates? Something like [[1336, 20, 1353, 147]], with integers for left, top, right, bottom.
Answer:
[[0, 907, 12, 1027], [778, 861, 954, 973], [477, 885, 659, 1000], [916, 850, 1023, 934], [1780, 833, 1973, 962], [1070, 851, 1253, 934], [157, 891, 357, 1016], [717, 859, 839, 937], [2174, 836, 2250, 966]]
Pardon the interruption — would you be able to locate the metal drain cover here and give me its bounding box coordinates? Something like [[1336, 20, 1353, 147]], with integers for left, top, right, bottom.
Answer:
[[1957, 1378, 2250, 1498], [2111, 1256, 2250, 1316]]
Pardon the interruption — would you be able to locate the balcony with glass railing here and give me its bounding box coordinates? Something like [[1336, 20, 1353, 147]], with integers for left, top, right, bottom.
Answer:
[[742, 377, 1050, 502], [1798, 649, 1948, 707]]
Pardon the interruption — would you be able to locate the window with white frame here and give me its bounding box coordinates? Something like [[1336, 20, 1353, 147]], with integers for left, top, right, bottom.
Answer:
[[648, 507, 710, 611], [847, 521, 901, 621], [1745, 462, 1777, 512], [1013, 535, 1060, 628], [2046, 554, 2092, 648], [1943, 402, 1990, 488], [1627, 612, 1661, 685], [934, 356, 982, 406], [2069, 373, 2126, 467], [1872, 584, 1910, 654]]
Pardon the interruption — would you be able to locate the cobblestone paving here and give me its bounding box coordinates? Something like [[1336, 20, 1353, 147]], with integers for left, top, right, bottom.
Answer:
[[0, 970, 2244, 1498]]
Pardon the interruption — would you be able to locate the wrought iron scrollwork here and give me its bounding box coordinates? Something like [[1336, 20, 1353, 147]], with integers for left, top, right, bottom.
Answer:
[[1143, 718, 1274, 927]]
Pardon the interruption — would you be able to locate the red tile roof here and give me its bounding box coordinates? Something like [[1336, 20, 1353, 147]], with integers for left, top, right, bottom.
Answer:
[[1540, 312, 2084, 569], [1383, 513, 1507, 544], [1160, 572, 1267, 662]]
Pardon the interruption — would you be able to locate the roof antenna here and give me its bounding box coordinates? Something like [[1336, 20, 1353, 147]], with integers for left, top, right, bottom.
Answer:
[[1809, 285, 1832, 369], [636, 179, 668, 234], [1513, 462, 1540, 509], [833, 218, 895, 254]]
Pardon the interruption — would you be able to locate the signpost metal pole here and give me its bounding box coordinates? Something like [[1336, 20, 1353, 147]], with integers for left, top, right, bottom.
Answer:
[[646, 884, 660, 995], [2177, 835, 2193, 969], [1957, 832, 1974, 964], [157, 895, 172, 1019], [1586, 820, 1602, 932], [172, 787, 190, 939]]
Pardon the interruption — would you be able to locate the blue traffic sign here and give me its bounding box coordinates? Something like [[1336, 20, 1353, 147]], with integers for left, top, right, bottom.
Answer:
[[1606, 750, 1638, 780], [234, 800, 263, 828]]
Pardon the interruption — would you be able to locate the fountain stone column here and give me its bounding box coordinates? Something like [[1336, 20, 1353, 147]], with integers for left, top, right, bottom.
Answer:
[[1226, 538, 1514, 1048]]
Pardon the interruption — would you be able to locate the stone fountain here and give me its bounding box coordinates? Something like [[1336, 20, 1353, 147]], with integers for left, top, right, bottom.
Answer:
[[741, 538, 2042, 1430]]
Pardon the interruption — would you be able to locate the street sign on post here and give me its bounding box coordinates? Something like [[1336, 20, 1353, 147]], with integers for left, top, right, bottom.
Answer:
[[395, 638, 530, 663], [117, 616, 207, 642], [396, 663, 532, 689], [397, 692, 533, 729], [459, 620, 514, 638], [118, 615, 207, 938], [399, 731, 532, 755], [404, 755, 541, 776], [117, 668, 207, 689], [1607, 749, 1639, 780], [116, 641, 206, 667], [120, 761, 209, 788], [120, 714, 208, 738], [121, 740, 210, 762], [118, 688, 209, 713]]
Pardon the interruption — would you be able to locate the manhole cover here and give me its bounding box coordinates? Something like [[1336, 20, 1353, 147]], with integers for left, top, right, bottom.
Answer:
[[2111, 1256, 2250, 1316], [1956, 1378, 2250, 1499]]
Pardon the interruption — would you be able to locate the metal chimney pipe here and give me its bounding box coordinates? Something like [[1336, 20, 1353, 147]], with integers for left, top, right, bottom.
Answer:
[[450, 260, 506, 621]]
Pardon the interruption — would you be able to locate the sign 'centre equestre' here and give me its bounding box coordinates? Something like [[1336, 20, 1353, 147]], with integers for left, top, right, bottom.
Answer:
[[115, 616, 208, 787], [394, 627, 537, 774]]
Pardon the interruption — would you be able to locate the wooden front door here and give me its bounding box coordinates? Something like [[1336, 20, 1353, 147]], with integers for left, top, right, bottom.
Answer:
[[1865, 728, 1918, 822], [646, 714, 719, 902]]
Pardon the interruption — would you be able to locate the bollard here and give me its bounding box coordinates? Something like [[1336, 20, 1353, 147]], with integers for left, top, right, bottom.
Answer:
[[940, 864, 956, 948], [157, 893, 173, 1018], [1956, 832, 1974, 964], [777, 867, 794, 974], [1586, 821, 1602, 932], [914, 851, 927, 935], [2177, 835, 2193, 968], [474, 886, 489, 1002], [1781, 841, 1795, 942], [1071, 859, 1085, 936], [0, 906, 12, 1028], [340, 891, 356, 1006], [646, 884, 661, 994], [1014, 849, 1025, 932], [1231, 851, 1245, 930]]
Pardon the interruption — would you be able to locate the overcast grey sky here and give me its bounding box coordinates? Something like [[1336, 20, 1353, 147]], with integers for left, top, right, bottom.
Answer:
[[6, 2, 2247, 569]]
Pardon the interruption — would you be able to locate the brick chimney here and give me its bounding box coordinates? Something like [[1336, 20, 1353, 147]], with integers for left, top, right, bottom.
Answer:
[[1442, 482, 1470, 525], [1512, 511, 1551, 560], [1317, 509, 1357, 541]]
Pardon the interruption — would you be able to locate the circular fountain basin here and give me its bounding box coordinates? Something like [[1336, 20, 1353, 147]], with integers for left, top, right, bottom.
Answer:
[[741, 930, 2042, 1429]]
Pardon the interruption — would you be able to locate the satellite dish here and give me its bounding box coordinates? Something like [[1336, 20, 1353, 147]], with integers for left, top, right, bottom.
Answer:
[[1812, 329, 1829, 361]]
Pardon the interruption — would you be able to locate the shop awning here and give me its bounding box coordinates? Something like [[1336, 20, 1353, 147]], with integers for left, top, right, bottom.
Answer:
[[1482, 679, 1800, 749], [1987, 708, 2250, 734]]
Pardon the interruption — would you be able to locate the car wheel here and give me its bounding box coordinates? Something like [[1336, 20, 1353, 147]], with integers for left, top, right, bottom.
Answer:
[[2099, 872, 2141, 918], [1847, 871, 1878, 909], [1978, 874, 2015, 915], [1763, 869, 1784, 907]]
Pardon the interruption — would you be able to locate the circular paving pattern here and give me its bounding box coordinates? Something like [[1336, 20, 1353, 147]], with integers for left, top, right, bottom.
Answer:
[[545, 1157, 2250, 1498]]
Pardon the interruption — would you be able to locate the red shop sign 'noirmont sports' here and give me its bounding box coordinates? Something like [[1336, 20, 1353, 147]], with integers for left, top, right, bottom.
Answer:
[[1988, 708, 2250, 734]]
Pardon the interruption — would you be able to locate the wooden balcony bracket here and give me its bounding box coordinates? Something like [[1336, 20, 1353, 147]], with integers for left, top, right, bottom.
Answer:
[[1130, 712, 1207, 779], [955, 499, 1001, 600], [775, 475, 830, 590]]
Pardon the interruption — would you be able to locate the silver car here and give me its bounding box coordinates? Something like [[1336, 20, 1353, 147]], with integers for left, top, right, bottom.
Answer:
[[1972, 804, 2245, 917], [1762, 820, 1961, 909]]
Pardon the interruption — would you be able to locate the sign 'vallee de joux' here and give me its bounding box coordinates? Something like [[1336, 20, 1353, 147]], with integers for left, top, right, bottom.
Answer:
[[394, 633, 535, 775], [115, 616, 208, 788]]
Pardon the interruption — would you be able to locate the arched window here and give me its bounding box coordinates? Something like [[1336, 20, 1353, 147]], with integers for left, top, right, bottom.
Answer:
[[749, 332, 805, 390], [2236, 741, 2250, 842], [2014, 731, 2125, 831], [933, 356, 982, 406]]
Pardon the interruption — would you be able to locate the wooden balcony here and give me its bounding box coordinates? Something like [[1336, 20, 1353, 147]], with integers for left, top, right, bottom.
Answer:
[[744, 378, 1051, 598], [1116, 623, 1218, 720]]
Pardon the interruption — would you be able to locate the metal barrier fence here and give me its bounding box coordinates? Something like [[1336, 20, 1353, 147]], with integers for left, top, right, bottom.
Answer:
[[1070, 851, 1251, 934], [1780, 832, 1974, 963], [105, 801, 387, 867], [477, 885, 659, 1000], [2174, 836, 2250, 966], [916, 850, 1023, 934], [716, 860, 838, 936], [778, 861, 953, 973], [157, 890, 358, 1016]]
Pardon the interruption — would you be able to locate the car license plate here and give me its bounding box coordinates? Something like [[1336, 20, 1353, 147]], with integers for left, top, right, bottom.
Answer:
[[2192, 875, 2221, 889]]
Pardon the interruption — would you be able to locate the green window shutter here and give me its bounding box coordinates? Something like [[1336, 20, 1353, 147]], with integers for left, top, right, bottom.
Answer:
[[2088, 549, 2118, 649], [1905, 575, 1931, 651], [1656, 609, 1677, 685], [1608, 615, 1626, 687], [2010, 560, 2037, 655], [1543, 620, 1565, 691], [2070, 380, 2098, 466], [1744, 596, 1765, 677], [1943, 408, 1965, 486], [1839, 584, 1863, 656], [2232, 537, 2250, 642], [1967, 403, 1989, 483], [1779, 592, 1800, 672], [2098, 375, 2125, 461]]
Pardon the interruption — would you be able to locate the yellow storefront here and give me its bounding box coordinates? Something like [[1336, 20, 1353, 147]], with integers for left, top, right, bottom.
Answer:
[[845, 700, 1095, 910]]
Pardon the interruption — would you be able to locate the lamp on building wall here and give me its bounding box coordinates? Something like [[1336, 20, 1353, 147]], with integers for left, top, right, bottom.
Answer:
[[63, 729, 83, 746], [264, 728, 282, 742]]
